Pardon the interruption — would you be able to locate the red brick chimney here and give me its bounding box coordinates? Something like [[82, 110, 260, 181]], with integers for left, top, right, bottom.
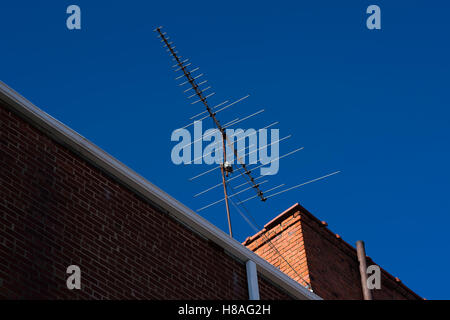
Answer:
[[243, 203, 422, 300]]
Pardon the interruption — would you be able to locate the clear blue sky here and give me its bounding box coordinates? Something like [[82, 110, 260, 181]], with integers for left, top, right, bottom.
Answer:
[[1, 1, 449, 299]]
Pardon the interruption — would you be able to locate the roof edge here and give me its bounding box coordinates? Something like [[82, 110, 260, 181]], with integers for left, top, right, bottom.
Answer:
[[0, 81, 321, 301]]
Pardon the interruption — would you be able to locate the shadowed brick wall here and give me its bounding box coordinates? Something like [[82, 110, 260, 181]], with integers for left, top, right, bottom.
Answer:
[[0, 100, 292, 300], [244, 204, 422, 300]]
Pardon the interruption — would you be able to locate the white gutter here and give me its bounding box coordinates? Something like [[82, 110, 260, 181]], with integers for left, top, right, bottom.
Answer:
[[0, 81, 321, 300]]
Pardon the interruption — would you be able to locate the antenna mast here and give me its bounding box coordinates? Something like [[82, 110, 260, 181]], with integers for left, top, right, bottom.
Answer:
[[156, 27, 266, 237]]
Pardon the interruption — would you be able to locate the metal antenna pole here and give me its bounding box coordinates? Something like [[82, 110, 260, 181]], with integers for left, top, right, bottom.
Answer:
[[221, 133, 232, 237]]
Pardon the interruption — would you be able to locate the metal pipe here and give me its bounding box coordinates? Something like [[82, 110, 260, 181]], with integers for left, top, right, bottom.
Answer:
[[246, 260, 260, 300], [356, 240, 373, 300]]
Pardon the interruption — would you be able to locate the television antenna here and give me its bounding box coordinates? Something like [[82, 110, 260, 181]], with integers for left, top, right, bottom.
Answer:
[[154, 26, 340, 239]]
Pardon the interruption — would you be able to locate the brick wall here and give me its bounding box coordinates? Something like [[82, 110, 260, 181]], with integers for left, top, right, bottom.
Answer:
[[0, 101, 292, 300], [258, 276, 293, 300], [244, 212, 311, 290], [244, 204, 422, 300]]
